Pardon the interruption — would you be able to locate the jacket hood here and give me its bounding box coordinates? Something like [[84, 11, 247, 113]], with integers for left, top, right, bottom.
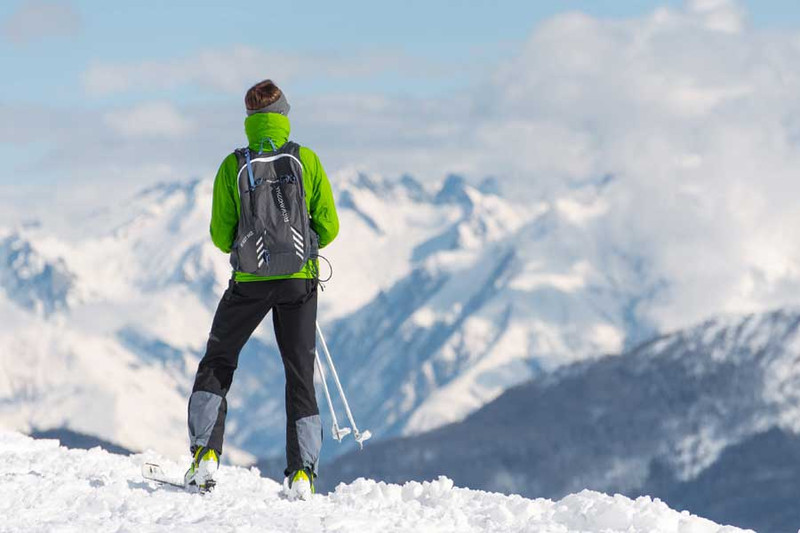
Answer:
[[244, 112, 290, 151]]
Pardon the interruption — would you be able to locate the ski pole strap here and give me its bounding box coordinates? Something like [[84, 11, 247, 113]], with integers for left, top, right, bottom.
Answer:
[[244, 148, 256, 191]]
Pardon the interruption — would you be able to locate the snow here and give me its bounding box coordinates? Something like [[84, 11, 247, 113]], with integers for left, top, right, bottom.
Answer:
[[0, 431, 749, 533], [509, 260, 593, 293], [555, 197, 609, 225], [321, 168, 461, 319]]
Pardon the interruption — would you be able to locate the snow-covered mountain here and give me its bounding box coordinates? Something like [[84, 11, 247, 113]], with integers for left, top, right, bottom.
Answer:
[[0, 430, 750, 533], [322, 308, 800, 533], [0, 169, 663, 461], [322, 173, 664, 440]]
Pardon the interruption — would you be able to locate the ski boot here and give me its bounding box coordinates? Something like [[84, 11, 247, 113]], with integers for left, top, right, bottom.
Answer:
[[184, 446, 218, 492], [283, 467, 315, 501]]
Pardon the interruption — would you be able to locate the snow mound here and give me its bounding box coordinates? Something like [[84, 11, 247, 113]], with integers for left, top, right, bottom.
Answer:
[[0, 431, 749, 533]]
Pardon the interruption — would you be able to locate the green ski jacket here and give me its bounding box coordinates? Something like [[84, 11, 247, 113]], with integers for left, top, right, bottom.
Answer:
[[209, 112, 339, 282]]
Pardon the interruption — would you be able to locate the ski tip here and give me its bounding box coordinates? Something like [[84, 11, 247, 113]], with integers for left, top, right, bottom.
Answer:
[[142, 462, 162, 475], [141, 462, 187, 489]]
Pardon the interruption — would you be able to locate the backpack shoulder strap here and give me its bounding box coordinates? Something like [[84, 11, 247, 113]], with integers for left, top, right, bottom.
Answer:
[[232, 142, 301, 190], [232, 147, 256, 190], [279, 140, 301, 158]]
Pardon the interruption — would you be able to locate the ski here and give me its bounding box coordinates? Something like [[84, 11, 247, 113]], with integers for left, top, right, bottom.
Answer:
[[141, 462, 187, 489]]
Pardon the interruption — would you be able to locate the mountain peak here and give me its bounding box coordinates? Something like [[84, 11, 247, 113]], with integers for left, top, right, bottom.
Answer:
[[399, 174, 430, 202], [478, 176, 501, 196], [434, 174, 473, 207], [0, 233, 75, 316], [136, 178, 204, 200]]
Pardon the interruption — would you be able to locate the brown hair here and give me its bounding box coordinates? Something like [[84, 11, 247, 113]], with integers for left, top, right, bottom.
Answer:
[[245, 80, 282, 111]]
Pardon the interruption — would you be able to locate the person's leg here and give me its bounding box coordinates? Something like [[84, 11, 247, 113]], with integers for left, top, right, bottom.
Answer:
[[272, 278, 321, 476], [188, 281, 272, 455]]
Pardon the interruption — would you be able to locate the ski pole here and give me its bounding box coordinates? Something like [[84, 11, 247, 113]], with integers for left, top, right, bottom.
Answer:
[[316, 321, 372, 448], [314, 350, 351, 442]]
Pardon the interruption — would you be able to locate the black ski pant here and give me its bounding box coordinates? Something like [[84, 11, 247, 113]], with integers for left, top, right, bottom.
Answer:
[[187, 278, 322, 476]]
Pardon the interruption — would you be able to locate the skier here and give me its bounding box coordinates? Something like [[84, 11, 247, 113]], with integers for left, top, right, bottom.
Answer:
[[183, 79, 339, 499]]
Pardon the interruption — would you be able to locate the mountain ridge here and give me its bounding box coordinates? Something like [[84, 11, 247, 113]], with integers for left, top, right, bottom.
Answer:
[[321, 307, 800, 532]]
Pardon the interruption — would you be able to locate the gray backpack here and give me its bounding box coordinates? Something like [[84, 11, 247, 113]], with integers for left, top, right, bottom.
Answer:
[[229, 141, 318, 276]]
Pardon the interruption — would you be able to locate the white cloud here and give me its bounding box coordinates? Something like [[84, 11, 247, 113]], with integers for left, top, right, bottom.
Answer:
[[2, 1, 80, 45], [83, 46, 429, 96], [687, 0, 747, 33], [104, 101, 192, 139], [478, 0, 800, 328]]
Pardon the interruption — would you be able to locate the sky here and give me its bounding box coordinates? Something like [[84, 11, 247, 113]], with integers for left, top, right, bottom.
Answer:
[[2, 1, 701, 105], [1, 1, 799, 107], [1, 0, 800, 330], [0, 0, 798, 191]]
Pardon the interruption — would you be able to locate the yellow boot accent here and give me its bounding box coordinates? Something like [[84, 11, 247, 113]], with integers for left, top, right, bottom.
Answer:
[[200, 448, 218, 463], [292, 469, 310, 484], [287, 468, 315, 498]]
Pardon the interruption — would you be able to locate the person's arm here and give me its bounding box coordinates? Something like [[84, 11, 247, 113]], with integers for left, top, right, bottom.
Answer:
[[209, 153, 240, 253], [300, 147, 339, 248]]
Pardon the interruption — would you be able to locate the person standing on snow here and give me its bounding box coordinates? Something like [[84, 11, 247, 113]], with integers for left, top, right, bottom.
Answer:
[[183, 79, 339, 500]]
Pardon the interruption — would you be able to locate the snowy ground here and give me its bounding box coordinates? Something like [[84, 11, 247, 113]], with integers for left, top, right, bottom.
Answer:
[[0, 432, 750, 533]]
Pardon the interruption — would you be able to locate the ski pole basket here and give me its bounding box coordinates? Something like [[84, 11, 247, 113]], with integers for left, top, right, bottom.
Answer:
[[314, 321, 372, 449]]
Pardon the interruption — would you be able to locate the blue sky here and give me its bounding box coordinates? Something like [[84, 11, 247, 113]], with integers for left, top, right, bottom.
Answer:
[[1, 0, 796, 107]]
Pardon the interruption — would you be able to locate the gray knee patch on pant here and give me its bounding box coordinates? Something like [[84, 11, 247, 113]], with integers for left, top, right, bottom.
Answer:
[[296, 414, 322, 473], [188, 391, 223, 449]]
